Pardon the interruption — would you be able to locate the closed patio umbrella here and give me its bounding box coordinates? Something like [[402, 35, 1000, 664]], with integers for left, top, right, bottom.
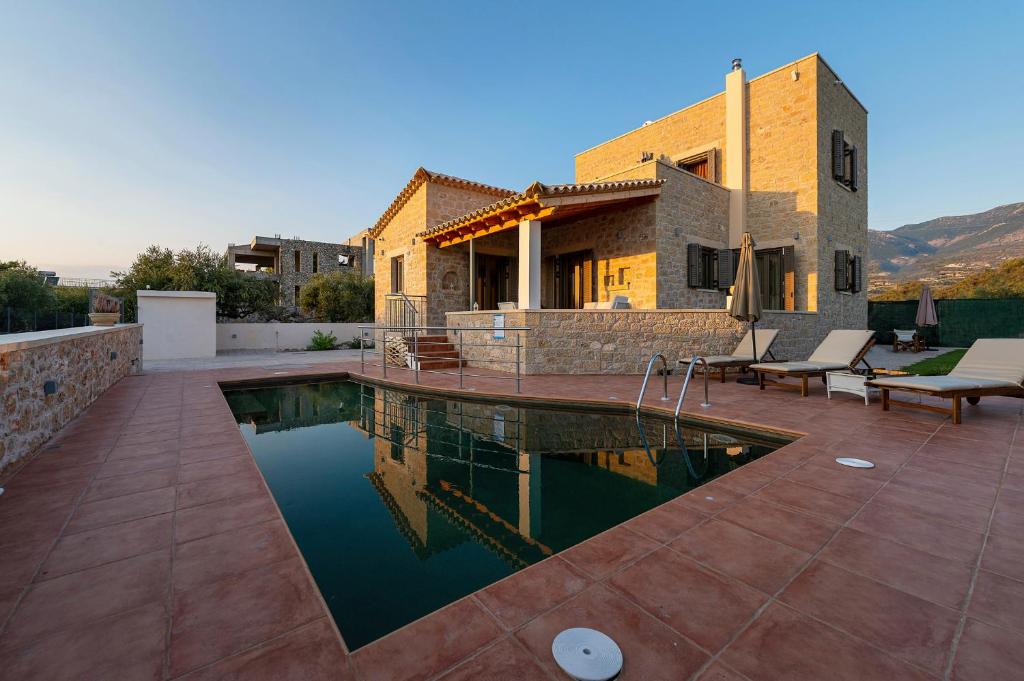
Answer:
[[915, 284, 939, 349], [728, 232, 763, 384]]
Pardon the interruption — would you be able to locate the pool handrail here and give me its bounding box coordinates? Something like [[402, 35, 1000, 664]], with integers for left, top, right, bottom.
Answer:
[[636, 352, 670, 411], [675, 355, 711, 419]]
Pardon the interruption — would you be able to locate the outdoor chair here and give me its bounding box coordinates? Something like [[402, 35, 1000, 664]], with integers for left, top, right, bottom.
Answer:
[[751, 330, 876, 397], [583, 295, 631, 310], [892, 329, 921, 352], [694, 328, 780, 382], [866, 339, 1024, 424]]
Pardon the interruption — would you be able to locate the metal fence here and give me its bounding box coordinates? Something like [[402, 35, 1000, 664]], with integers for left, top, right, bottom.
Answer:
[[358, 325, 529, 393], [869, 298, 1024, 347], [384, 293, 425, 328], [2, 307, 91, 334]]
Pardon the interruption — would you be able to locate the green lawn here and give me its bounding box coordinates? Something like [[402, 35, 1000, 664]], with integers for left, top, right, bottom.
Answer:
[[902, 349, 967, 376]]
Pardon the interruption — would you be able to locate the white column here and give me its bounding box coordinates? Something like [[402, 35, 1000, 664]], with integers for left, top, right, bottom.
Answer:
[[468, 238, 476, 310], [725, 62, 747, 248], [518, 220, 541, 309]]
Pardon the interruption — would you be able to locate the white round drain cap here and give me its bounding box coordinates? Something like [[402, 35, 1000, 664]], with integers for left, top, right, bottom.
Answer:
[[836, 457, 874, 468], [552, 628, 623, 681]]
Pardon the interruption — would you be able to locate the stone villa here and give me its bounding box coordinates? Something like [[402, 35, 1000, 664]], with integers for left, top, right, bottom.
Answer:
[[226, 235, 364, 308], [368, 54, 868, 373]]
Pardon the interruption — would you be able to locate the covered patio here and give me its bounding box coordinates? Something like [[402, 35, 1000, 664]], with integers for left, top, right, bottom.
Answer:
[[419, 178, 665, 312]]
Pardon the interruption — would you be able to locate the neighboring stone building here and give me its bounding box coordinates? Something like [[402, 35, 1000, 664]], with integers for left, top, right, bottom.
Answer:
[[226, 235, 364, 308], [368, 54, 868, 372]]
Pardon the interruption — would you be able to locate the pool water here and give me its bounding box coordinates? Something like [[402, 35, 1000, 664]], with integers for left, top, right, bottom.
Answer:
[[223, 380, 782, 649]]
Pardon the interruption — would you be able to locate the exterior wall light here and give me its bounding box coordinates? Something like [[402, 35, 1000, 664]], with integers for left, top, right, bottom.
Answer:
[[43, 380, 58, 395], [110, 351, 118, 360]]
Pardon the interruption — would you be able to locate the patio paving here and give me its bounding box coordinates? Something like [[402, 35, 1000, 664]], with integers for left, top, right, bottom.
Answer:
[[0, 359, 1020, 680]]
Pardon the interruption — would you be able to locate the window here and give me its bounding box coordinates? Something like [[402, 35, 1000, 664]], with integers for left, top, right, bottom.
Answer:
[[754, 247, 797, 310], [687, 243, 731, 290], [831, 130, 859, 191], [676, 149, 717, 182], [391, 255, 404, 293], [834, 250, 863, 292], [338, 253, 351, 267], [312, 252, 319, 273], [294, 285, 301, 303], [293, 251, 301, 273]]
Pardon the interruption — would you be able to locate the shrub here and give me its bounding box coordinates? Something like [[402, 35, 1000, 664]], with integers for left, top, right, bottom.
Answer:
[[299, 271, 374, 322], [307, 329, 338, 351]]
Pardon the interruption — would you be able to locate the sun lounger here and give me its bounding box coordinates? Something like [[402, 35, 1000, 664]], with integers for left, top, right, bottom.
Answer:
[[866, 339, 1024, 424], [892, 329, 921, 352], [697, 329, 780, 382], [751, 330, 876, 397]]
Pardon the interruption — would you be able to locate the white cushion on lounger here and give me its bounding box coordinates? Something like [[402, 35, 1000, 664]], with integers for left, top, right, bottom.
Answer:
[[704, 329, 779, 366], [869, 375, 1020, 392], [807, 330, 876, 366], [750, 360, 848, 373], [948, 339, 1024, 386]]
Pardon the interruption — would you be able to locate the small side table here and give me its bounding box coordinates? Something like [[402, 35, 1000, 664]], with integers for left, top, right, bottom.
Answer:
[[826, 371, 879, 405]]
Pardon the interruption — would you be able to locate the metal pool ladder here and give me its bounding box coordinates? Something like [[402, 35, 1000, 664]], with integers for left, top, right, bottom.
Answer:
[[675, 356, 711, 419], [636, 353, 670, 412]]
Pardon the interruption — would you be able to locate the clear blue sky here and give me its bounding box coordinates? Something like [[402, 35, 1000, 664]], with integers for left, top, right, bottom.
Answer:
[[2, 1, 1022, 278]]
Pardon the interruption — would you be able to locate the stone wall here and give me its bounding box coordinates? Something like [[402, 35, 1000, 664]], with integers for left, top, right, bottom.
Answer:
[[278, 238, 364, 308], [447, 309, 825, 375], [0, 325, 143, 477]]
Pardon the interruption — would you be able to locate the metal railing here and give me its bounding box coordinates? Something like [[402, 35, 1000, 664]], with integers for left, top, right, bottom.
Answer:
[[2, 307, 100, 335], [675, 356, 711, 418], [635, 353, 670, 411], [384, 293, 425, 328], [358, 324, 530, 393]]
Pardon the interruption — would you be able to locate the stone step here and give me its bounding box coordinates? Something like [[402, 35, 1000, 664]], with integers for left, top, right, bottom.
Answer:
[[403, 335, 450, 344], [417, 358, 467, 370]]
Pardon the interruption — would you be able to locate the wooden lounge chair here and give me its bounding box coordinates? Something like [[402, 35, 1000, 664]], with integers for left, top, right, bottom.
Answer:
[[892, 329, 921, 352], [696, 328, 780, 382], [751, 330, 876, 397], [866, 339, 1024, 424]]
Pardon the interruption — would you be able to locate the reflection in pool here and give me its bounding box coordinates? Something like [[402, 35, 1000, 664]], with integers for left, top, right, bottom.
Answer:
[[223, 380, 783, 649]]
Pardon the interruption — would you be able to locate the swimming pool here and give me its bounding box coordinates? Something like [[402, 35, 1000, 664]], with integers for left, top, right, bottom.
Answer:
[[223, 379, 784, 649]]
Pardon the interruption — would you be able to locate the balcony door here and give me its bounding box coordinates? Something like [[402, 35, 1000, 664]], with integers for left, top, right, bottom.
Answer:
[[552, 250, 594, 309]]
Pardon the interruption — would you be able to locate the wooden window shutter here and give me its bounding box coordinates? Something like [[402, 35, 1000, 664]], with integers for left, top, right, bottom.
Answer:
[[849, 146, 859, 192], [834, 250, 850, 291], [852, 255, 863, 293], [717, 249, 734, 289], [707, 149, 718, 183], [687, 243, 701, 288], [582, 257, 595, 304], [832, 130, 845, 181], [783, 246, 796, 311]]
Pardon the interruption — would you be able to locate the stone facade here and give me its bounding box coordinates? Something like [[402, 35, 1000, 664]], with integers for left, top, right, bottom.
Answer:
[[0, 325, 143, 477], [447, 309, 824, 375]]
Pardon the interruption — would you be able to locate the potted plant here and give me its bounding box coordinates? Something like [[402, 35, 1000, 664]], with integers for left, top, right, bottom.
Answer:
[[89, 294, 121, 326]]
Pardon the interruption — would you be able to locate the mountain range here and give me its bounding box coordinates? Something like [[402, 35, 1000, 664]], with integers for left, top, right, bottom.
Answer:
[[868, 202, 1024, 290]]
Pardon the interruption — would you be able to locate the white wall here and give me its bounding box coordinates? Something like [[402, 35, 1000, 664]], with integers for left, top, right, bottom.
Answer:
[[138, 291, 217, 360], [217, 322, 363, 351]]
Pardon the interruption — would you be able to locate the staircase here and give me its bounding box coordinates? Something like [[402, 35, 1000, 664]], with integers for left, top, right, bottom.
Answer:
[[404, 335, 466, 371]]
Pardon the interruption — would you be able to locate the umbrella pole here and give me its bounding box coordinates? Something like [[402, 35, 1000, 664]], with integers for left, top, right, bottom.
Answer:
[[737, 320, 760, 385]]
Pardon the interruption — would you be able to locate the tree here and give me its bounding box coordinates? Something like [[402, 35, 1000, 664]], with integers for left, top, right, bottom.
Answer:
[[299, 271, 374, 322], [0, 261, 54, 310]]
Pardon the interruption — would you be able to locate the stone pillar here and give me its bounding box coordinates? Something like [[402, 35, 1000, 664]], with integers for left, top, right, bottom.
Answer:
[[725, 60, 747, 249], [518, 220, 541, 309]]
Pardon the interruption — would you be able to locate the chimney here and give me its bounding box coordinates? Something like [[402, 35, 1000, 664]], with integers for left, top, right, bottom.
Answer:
[[725, 58, 747, 248]]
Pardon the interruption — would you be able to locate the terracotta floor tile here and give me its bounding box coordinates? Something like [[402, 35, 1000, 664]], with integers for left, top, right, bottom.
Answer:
[[560, 526, 658, 580], [515, 584, 708, 681], [914, 443, 1008, 472], [675, 483, 744, 515], [178, 443, 251, 465], [83, 468, 177, 503], [352, 597, 502, 681], [65, 486, 176, 534], [38, 513, 172, 581], [780, 559, 958, 674], [890, 467, 997, 506], [981, 532, 1024, 581], [178, 455, 256, 484], [94, 451, 179, 478], [696, 661, 751, 681], [819, 527, 972, 609], [1, 550, 170, 649], [872, 482, 993, 532], [670, 519, 811, 594], [169, 558, 323, 677], [709, 467, 775, 496], [8, 462, 101, 490], [722, 603, 934, 681], [0, 506, 73, 550], [0, 480, 83, 523], [951, 617, 1024, 681], [623, 501, 707, 543], [476, 557, 590, 630], [437, 636, 551, 681], [968, 570, 1024, 634], [17, 446, 109, 473], [176, 469, 266, 509], [0, 541, 50, 592], [850, 500, 985, 564], [783, 462, 886, 501], [717, 496, 839, 554], [905, 455, 1003, 486], [107, 440, 179, 461], [173, 520, 296, 592], [988, 505, 1024, 537], [753, 479, 862, 523], [609, 547, 766, 651], [0, 603, 165, 681], [174, 493, 280, 544], [174, 618, 351, 681]]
